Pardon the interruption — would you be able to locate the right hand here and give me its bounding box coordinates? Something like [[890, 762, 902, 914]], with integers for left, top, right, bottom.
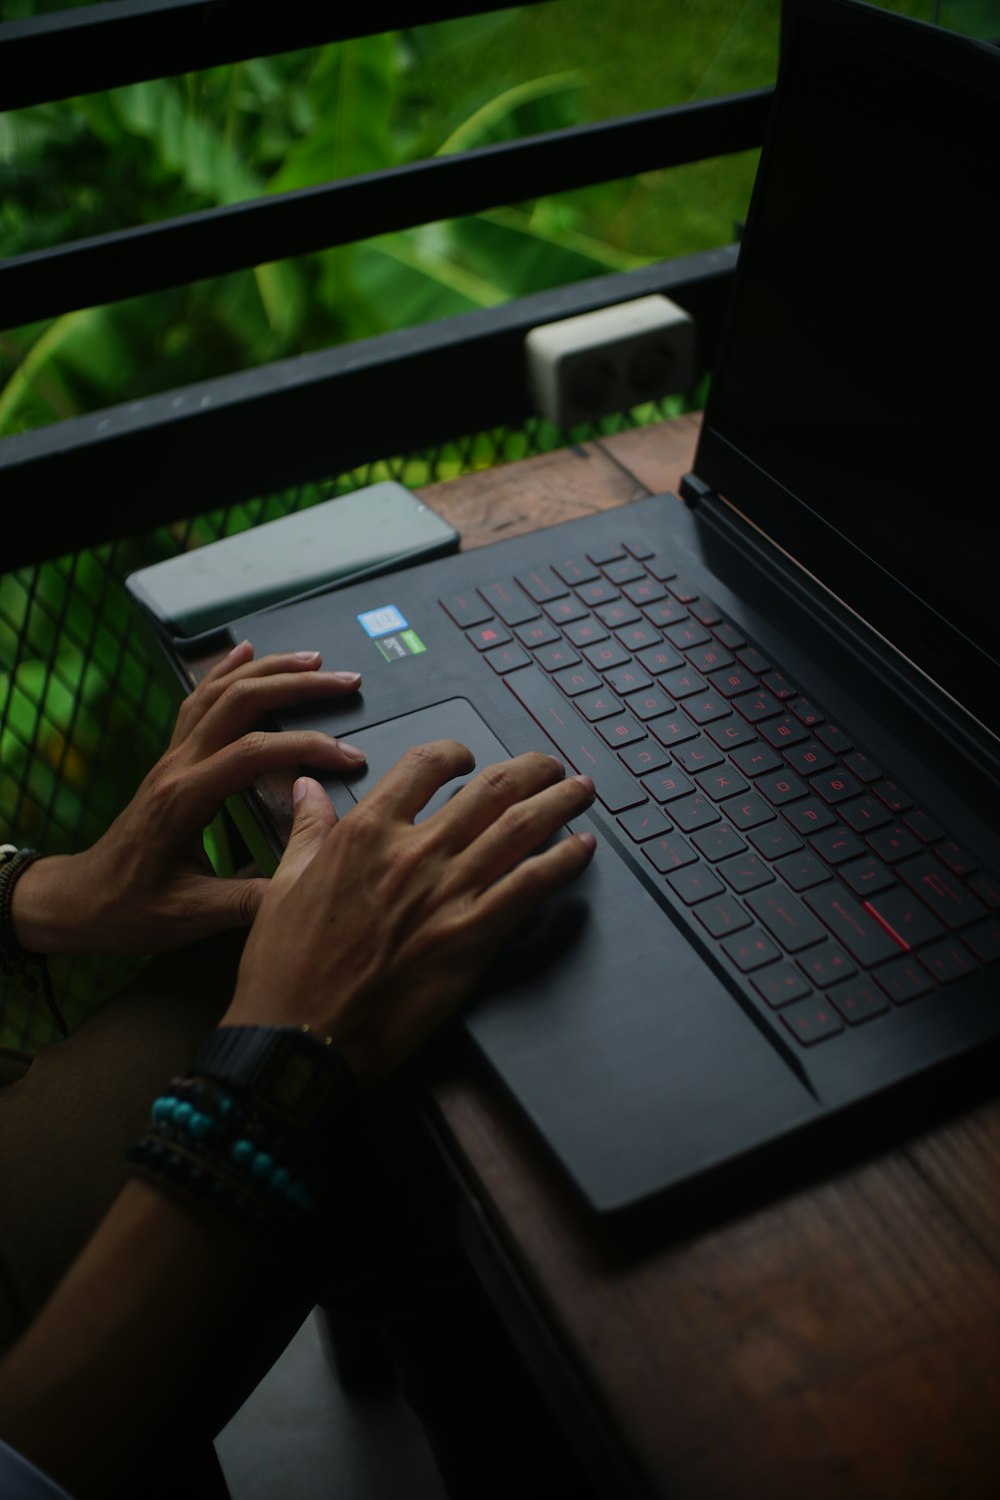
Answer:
[[222, 741, 597, 1084]]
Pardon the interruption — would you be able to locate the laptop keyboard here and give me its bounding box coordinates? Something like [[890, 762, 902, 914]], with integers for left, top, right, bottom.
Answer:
[[439, 538, 1000, 1049]]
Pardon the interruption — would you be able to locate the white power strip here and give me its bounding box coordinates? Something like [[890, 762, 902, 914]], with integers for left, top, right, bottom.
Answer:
[[525, 294, 696, 428]]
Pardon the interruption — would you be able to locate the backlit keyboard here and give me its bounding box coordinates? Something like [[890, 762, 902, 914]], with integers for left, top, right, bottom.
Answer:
[[440, 539, 1000, 1048]]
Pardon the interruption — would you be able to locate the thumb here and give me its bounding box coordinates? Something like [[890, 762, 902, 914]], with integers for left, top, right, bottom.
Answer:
[[273, 776, 339, 889]]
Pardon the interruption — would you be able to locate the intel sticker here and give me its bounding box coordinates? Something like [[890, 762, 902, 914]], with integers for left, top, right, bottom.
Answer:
[[357, 604, 408, 638]]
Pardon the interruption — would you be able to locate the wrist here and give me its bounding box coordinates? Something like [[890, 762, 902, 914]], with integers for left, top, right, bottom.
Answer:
[[8, 853, 91, 956]]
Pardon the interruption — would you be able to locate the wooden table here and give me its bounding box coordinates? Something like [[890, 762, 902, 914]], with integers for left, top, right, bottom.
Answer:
[[194, 415, 1000, 1499]]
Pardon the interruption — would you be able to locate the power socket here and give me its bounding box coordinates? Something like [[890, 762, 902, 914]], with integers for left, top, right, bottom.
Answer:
[[525, 294, 696, 428]]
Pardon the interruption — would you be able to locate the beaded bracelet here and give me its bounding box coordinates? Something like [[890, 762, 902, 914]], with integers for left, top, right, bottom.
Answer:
[[128, 1074, 323, 1254], [0, 845, 67, 1039]]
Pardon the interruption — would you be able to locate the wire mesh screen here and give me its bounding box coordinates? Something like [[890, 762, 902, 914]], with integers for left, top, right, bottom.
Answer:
[[1, 399, 684, 1052]]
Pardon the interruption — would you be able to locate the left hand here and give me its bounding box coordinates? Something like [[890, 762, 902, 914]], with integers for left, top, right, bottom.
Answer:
[[11, 640, 367, 956]]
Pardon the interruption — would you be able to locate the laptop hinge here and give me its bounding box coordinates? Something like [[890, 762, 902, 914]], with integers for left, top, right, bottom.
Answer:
[[678, 471, 713, 508]]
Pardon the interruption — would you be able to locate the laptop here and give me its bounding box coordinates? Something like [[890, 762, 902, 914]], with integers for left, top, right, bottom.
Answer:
[[227, 0, 1000, 1215]]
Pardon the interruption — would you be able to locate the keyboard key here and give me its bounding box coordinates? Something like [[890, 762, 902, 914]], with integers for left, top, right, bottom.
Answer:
[[748, 822, 803, 860], [896, 856, 986, 930], [760, 715, 810, 749], [695, 767, 750, 801], [583, 640, 631, 671], [480, 579, 539, 626], [968, 872, 1000, 909], [797, 941, 856, 988], [713, 623, 747, 650], [873, 778, 912, 814], [517, 619, 561, 649], [598, 716, 646, 748], [578, 579, 620, 607], [486, 644, 530, 674], [505, 667, 644, 813], [644, 599, 690, 628], [838, 857, 896, 897], [865, 822, 922, 863], [934, 841, 977, 878], [844, 750, 882, 783], [441, 591, 492, 627], [757, 770, 809, 806], [665, 621, 712, 651], [815, 722, 853, 754], [630, 688, 676, 722], [641, 768, 695, 804], [810, 826, 866, 865], [565, 617, 609, 649], [553, 665, 601, 697], [673, 736, 724, 774], [719, 852, 774, 894], [545, 596, 590, 626], [761, 671, 796, 700], [688, 644, 734, 675], [535, 642, 580, 672], [659, 667, 706, 699], [671, 794, 722, 834], [696, 895, 753, 938], [576, 689, 623, 722], [752, 962, 813, 1008], [791, 698, 823, 727], [516, 566, 568, 604], [587, 542, 625, 567], [597, 600, 641, 629], [721, 929, 781, 972], [553, 557, 599, 586], [746, 888, 826, 953], [668, 577, 699, 604], [875, 956, 934, 1005], [903, 809, 944, 844], [637, 642, 685, 675], [810, 769, 863, 805], [783, 740, 836, 776], [618, 803, 672, 843], [667, 862, 726, 905], [644, 553, 678, 582], [605, 557, 646, 586], [643, 833, 697, 873], [706, 717, 759, 752], [623, 576, 667, 605], [736, 646, 770, 674], [709, 666, 759, 699], [731, 742, 782, 777], [723, 794, 776, 832], [689, 598, 723, 626], [785, 798, 837, 834], [692, 824, 746, 863], [734, 689, 784, 724], [684, 691, 731, 725], [919, 938, 978, 984], [467, 621, 511, 651], [618, 623, 664, 653], [774, 850, 832, 892], [620, 741, 670, 776], [649, 714, 698, 747], [827, 979, 889, 1025], [803, 885, 901, 965], [781, 998, 843, 1046], [605, 664, 652, 696]]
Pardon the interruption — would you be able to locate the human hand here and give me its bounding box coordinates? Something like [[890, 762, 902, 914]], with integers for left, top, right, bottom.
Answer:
[[11, 640, 369, 956], [222, 741, 597, 1084]]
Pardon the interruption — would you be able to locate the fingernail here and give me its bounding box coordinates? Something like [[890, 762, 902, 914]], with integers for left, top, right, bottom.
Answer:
[[293, 777, 310, 804], [573, 774, 596, 795], [547, 755, 565, 772], [331, 670, 362, 684], [225, 639, 251, 660], [577, 831, 597, 852], [294, 650, 321, 661], [339, 741, 367, 762]]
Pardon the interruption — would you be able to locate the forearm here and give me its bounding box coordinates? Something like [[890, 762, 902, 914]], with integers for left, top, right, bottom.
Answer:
[[7, 854, 95, 956], [0, 1178, 257, 1499]]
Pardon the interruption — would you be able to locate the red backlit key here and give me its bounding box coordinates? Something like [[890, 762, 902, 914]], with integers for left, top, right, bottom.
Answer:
[[721, 928, 781, 972], [863, 887, 945, 948], [618, 803, 672, 843], [666, 862, 725, 905], [467, 621, 511, 651], [696, 895, 752, 938], [441, 591, 492, 627], [827, 980, 889, 1025], [692, 824, 746, 863], [810, 826, 865, 864], [896, 855, 986, 929], [874, 956, 934, 1005], [480, 579, 539, 626], [918, 938, 978, 984], [781, 999, 843, 1046], [746, 887, 826, 953], [752, 962, 812, 1008], [719, 852, 774, 894], [796, 941, 856, 988], [643, 833, 697, 873], [620, 741, 670, 776], [803, 884, 900, 965]]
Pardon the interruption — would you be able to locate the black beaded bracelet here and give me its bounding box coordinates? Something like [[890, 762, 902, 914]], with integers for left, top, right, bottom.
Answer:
[[0, 845, 67, 1039]]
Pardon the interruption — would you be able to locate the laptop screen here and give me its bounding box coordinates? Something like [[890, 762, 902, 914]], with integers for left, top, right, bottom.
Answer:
[[693, 0, 1000, 735]]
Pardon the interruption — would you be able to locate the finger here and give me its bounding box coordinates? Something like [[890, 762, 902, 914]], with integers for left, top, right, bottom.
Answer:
[[188, 670, 365, 756], [270, 776, 339, 890], [474, 828, 597, 935], [167, 730, 368, 828], [429, 751, 566, 848], [458, 773, 596, 891], [173, 648, 360, 746], [359, 739, 476, 824]]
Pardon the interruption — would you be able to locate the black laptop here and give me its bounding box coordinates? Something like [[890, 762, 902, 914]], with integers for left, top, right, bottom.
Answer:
[[229, 0, 1000, 1214]]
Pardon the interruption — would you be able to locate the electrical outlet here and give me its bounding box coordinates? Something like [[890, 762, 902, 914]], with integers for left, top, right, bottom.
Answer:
[[525, 295, 696, 428]]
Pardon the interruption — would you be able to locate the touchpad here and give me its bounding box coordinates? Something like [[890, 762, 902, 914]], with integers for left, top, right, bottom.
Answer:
[[340, 698, 513, 821]]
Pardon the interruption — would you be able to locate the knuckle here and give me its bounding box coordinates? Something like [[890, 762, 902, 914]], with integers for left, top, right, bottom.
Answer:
[[478, 761, 516, 798], [235, 729, 270, 761]]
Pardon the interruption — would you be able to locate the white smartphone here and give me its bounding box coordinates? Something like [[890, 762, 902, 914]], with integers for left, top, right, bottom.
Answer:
[[126, 482, 460, 640]]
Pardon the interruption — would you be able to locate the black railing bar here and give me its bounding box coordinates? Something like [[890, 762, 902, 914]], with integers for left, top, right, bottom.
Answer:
[[0, 0, 543, 112], [0, 245, 739, 568], [0, 89, 770, 329]]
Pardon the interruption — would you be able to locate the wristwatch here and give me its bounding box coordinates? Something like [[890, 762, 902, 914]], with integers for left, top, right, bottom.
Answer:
[[192, 1026, 360, 1135]]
